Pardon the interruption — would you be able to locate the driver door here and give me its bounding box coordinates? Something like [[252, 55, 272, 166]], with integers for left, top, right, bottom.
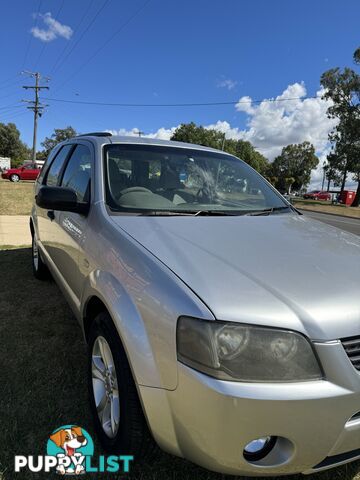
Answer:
[[55, 142, 93, 300], [21, 164, 37, 180], [36, 144, 74, 269]]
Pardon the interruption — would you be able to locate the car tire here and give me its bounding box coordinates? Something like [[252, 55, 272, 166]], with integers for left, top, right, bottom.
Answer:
[[10, 174, 20, 182], [32, 234, 49, 280], [88, 312, 158, 460]]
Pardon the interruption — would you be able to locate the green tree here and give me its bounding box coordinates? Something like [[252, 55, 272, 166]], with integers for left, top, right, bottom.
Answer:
[[321, 66, 360, 206], [223, 139, 269, 175], [324, 156, 342, 190], [0, 122, 30, 167], [171, 122, 269, 174], [171, 122, 224, 149], [354, 47, 360, 65], [40, 126, 77, 157], [268, 142, 319, 193]]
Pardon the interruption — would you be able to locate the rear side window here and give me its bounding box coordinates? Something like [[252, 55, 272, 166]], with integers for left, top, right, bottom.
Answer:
[[60, 145, 92, 202], [45, 145, 73, 186]]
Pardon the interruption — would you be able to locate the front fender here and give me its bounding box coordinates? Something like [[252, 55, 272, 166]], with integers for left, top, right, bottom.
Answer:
[[82, 270, 164, 388], [81, 269, 213, 390]]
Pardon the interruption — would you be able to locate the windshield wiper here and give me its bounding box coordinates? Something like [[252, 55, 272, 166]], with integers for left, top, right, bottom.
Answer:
[[244, 206, 292, 216], [142, 210, 237, 216], [141, 211, 196, 216], [194, 210, 237, 216], [140, 208, 292, 217]]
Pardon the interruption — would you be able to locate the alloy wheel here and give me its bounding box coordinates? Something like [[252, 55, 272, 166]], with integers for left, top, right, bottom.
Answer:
[[91, 336, 120, 438]]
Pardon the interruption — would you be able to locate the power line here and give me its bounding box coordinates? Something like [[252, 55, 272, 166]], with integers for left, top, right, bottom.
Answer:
[[0, 110, 28, 123], [22, 71, 50, 162], [54, 0, 151, 92], [33, 0, 66, 70], [0, 92, 20, 102], [21, 0, 43, 70], [51, 0, 111, 77], [0, 102, 21, 111], [0, 74, 20, 87], [0, 107, 26, 116], [0, 110, 25, 120], [49, 0, 95, 75], [0, 76, 23, 90], [41, 95, 318, 108]]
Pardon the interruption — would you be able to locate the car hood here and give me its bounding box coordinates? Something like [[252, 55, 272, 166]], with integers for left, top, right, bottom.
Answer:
[[113, 213, 360, 341]]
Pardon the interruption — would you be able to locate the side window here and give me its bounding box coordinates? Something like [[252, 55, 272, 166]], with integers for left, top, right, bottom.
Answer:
[[61, 145, 92, 202], [45, 145, 73, 186]]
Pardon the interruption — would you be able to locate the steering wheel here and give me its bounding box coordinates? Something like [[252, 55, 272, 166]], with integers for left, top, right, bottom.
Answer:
[[120, 186, 152, 195], [196, 186, 220, 202], [196, 187, 208, 199]]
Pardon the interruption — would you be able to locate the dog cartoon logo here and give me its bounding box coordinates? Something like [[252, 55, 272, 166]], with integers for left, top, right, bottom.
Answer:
[[47, 425, 94, 475]]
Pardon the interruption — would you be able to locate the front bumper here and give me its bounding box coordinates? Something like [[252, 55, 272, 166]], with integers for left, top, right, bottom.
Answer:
[[139, 341, 360, 476]]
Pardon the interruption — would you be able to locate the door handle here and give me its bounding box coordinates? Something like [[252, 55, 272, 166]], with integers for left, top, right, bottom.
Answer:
[[47, 210, 55, 221]]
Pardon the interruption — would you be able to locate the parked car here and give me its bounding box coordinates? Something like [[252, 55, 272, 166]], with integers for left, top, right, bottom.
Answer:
[[1, 163, 41, 182], [31, 133, 360, 477], [303, 190, 332, 201]]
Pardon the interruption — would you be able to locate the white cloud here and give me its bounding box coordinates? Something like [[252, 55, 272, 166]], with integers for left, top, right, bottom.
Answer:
[[217, 78, 237, 90], [108, 83, 358, 189], [234, 83, 335, 158], [106, 126, 178, 140], [31, 12, 73, 42], [204, 120, 243, 139]]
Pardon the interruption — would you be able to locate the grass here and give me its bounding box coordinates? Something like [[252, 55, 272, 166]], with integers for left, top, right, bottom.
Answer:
[[0, 179, 35, 215], [0, 247, 360, 480], [293, 199, 360, 218], [0, 244, 30, 250]]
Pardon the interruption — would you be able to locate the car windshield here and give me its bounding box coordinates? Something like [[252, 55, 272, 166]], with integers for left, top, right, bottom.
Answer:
[[104, 144, 289, 215]]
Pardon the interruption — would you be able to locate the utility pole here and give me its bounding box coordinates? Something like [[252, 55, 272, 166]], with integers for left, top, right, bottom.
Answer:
[[221, 132, 226, 150], [134, 130, 144, 137], [22, 71, 49, 163], [321, 162, 326, 191]]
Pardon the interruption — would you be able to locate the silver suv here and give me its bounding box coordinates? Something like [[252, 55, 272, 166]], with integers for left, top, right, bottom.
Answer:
[[31, 133, 360, 476]]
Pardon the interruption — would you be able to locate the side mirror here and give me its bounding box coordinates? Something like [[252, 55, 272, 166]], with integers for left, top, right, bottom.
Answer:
[[36, 186, 89, 215]]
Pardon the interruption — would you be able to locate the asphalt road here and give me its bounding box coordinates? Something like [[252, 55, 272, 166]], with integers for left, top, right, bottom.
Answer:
[[299, 210, 360, 236]]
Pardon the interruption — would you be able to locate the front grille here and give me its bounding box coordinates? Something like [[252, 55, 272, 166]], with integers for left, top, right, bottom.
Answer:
[[342, 336, 360, 371]]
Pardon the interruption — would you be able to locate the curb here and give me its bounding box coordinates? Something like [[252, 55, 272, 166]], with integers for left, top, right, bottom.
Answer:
[[298, 208, 360, 221]]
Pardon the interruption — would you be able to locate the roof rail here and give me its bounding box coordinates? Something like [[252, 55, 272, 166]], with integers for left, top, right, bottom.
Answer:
[[76, 132, 112, 137]]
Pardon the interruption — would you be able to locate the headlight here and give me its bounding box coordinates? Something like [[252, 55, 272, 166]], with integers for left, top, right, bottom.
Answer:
[[177, 317, 323, 382]]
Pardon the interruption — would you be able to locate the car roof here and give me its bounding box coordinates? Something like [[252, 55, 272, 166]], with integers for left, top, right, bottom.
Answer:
[[64, 133, 232, 156]]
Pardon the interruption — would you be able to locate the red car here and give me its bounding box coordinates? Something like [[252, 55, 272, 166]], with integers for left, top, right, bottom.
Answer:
[[1, 163, 41, 182], [303, 190, 332, 201]]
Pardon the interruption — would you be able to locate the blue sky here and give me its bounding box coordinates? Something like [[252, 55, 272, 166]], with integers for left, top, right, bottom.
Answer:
[[1, 0, 359, 185]]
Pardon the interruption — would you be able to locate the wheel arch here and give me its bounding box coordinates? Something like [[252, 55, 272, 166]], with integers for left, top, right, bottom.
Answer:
[[83, 296, 108, 343], [81, 271, 164, 389]]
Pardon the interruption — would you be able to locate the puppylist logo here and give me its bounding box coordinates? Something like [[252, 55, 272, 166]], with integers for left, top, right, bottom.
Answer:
[[14, 425, 133, 475]]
